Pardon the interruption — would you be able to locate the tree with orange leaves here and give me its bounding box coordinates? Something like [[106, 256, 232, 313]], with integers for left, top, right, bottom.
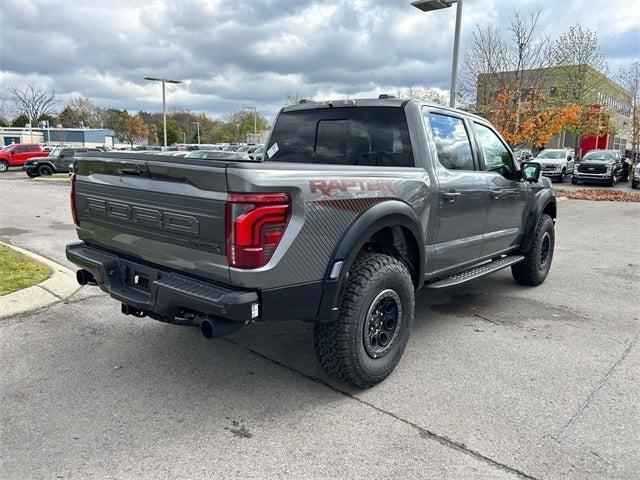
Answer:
[[486, 91, 581, 148]]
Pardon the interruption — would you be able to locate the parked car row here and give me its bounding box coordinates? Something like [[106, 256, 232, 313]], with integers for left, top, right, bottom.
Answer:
[[525, 147, 635, 188]]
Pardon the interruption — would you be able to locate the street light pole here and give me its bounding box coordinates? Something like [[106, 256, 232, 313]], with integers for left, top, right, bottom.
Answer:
[[143, 77, 183, 149], [411, 0, 463, 108], [162, 81, 167, 147], [449, 0, 462, 108], [191, 121, 200, 144]]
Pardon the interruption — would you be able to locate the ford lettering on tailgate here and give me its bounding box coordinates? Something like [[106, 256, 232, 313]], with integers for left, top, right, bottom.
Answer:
[[85, 197, 200, 234]]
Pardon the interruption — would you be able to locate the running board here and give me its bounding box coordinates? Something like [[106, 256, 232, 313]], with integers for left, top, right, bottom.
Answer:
[[425, 255, 525, 289]]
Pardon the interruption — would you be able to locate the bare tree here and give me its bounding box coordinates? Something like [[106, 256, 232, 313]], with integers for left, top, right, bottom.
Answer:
[[285, 91, 303, 105], [461, 10, 553, 111], [58, 97, 99, 127], [396, 85, 448, 105], [9, 84, 59, 123], [617, 61, 640, 154], [552, 25, 608, 104], [460, 24, 504, 105]]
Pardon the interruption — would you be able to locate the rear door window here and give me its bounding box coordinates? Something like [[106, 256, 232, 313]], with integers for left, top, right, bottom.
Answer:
[[266, 107, 414, 167], [428, 113, 474, 170]]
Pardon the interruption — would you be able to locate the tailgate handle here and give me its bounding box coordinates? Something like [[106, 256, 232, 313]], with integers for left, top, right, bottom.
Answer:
[[120, 165, 150, 177]]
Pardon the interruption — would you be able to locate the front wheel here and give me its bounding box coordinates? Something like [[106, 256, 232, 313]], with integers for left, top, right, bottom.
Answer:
[[558, 170, 565, 183], [0, 161, 8, 173], [512, 214, 555, 286], [313, 253, 414, 388], [571, 177, 578, 185], [38, 165, 53, 176], [26, 171, 38, 178]]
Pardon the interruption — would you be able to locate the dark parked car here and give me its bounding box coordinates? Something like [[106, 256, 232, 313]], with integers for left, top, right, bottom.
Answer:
[[23, 147, 98, 178], [632, 163, 640, 189], [572, 149, 623, 186], [619, 156, 632, 182]]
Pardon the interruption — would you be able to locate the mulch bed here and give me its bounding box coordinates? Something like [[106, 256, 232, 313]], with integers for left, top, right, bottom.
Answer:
[[555, 188, 640, 202]]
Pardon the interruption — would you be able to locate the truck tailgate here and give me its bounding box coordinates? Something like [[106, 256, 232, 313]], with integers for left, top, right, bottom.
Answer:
[[73, 153, 230, 284]]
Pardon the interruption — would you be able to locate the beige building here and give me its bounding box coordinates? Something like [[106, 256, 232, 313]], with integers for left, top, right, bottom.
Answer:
[[476, 65, 632, 153]]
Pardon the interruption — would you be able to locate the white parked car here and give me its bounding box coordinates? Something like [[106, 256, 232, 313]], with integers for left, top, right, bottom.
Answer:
[[534, 148, 575, 183]]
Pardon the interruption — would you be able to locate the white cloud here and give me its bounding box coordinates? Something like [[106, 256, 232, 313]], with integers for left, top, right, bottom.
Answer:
[[0, 0, 638, 119]]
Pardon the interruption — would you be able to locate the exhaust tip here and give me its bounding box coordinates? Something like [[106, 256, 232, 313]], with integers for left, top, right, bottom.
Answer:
[[200, 319, 214, 339], [76, 269, 95, 286]]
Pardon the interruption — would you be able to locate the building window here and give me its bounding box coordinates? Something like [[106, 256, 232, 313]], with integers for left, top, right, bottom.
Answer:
[[613, 137, 627, 152]]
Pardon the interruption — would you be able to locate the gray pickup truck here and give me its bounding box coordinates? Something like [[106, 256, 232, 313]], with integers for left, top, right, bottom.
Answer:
[[66, 97, 556, 388]]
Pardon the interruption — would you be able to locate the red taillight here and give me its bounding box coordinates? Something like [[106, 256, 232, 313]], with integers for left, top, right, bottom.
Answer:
[[226, 193, 291, 269], [70, 173, 79, 226]]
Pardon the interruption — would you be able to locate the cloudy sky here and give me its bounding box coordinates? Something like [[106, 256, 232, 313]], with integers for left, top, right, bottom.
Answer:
[[1, 0, 639, 120]]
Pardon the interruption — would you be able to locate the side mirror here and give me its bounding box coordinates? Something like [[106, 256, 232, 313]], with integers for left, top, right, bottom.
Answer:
[[521, 162, 541, 183]]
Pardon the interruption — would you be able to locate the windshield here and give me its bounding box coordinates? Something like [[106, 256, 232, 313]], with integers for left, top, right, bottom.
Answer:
[[537, 150, 565, 159], [583, 150, 614, 160], [266, 106, 414, 166]]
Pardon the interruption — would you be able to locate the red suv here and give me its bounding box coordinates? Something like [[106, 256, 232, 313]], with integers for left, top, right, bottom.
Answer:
[[0, 144, 49, 172]]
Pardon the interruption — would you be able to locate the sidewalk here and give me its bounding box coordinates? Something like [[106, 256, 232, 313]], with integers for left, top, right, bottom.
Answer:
[[0, 242, 79, 319]]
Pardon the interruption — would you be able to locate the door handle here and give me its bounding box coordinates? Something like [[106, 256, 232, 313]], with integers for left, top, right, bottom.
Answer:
[[490, 189, 503, 199], [442, 191, 462, 203]]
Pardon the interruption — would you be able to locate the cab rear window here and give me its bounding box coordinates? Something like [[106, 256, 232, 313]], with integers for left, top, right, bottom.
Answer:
[[266, 107, 414, 167]]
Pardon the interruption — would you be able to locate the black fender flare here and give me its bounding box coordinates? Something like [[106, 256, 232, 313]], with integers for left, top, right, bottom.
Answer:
[[521, 189, 556, 253], [315, 200, 425, 322]]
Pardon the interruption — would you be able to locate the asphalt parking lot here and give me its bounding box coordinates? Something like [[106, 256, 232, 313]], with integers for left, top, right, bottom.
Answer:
[[1, 169, 639, 479]]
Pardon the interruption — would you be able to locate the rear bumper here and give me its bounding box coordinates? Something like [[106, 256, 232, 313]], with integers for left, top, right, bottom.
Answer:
[[66, 242, 259, 322]]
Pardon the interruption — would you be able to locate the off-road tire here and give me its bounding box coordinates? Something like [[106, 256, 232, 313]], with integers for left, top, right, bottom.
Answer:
[[512, 214, 554, 286], [26, 171, 37, 178], [38, 165, 53, 176], [313, 253, 414, 388], [633, 179, 639, 189], [0, 161, 8, 173], [608, 175, 616, 187], [571, 177, 578, 185]]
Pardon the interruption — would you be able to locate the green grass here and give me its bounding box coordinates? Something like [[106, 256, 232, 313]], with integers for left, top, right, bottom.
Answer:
[[0, 245, 52, 296], [35, 174, 70, 182]]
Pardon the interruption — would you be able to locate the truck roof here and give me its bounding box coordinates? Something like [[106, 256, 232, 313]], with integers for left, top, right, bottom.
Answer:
[[280, 97, 485, 121]]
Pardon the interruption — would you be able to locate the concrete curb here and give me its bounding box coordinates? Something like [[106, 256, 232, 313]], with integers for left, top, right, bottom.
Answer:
[[0, 242, 80, 319]]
